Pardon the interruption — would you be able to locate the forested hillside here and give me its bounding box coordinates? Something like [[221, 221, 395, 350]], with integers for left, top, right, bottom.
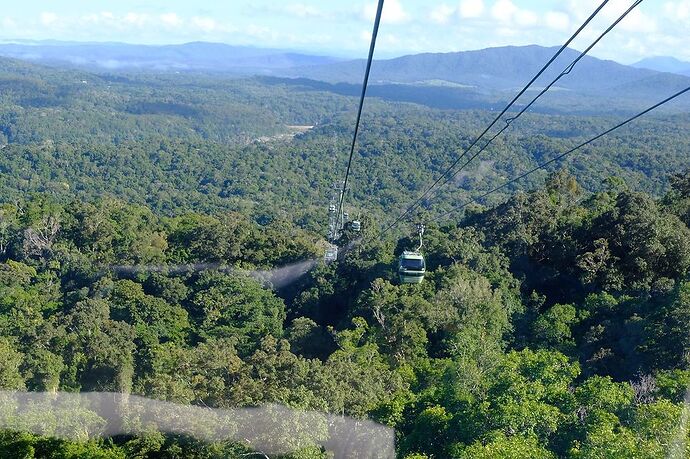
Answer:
[[0, 49, 689, 458], [4, 108, 690, 223], [285, 45, 690, 114], [0, 57, 689, 224], [0, 170, 688, 457]]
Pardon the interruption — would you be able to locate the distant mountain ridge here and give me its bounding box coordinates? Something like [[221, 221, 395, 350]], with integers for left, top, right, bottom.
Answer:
[[0, 40, 341, 73], [632, 56, 690, 76], [272, 45, 690, 114], [285, 45, 690, 94], [1, 41, 690, 114]]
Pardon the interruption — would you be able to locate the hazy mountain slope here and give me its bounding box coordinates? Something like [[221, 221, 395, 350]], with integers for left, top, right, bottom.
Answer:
[[632, 56, 690, 76], [278, 45, 690, 114], [288, 45, 690, 94], [0, 41, 340, 73], [3, 42, 690, 113]]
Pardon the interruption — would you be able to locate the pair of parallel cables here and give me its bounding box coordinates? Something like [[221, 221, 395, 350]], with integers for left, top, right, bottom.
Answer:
[[338, 0, 687, 238]]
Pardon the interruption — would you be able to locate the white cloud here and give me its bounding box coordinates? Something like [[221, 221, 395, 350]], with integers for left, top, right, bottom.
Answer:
[[8, 1, 689, 64], [490, 0, 538, 28], [459, 0, 485, 19], [563, 0, 600, 22], [616, 8, 657, 33], [191, 16, 217, 32], [515, 9, 538, 27], [79, 12, 111, 27], [573, 0, 655, 33], [545, 11, 570, 30], [385, 0, 410, 23], [430, 4, 456, 24], [285, 4, 324, 18], [363, 0, 409, 24], [40, 12, 58, 26], [78, 11, 220, 33], [124, 12, 148, 27], [491, 0, 516, 23], [496, 26, 519, 38], [246, 24, 279, 40], [382, 33, 400, 45], [80, 13, 100, 24], [547, 0, 689, 62], [160, 13, 183, 27], [663, 0, 690, 21], [565, 0, 656, 32]]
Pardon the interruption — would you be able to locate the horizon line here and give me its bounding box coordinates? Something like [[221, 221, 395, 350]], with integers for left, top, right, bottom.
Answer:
[[0, 38, 669, 66]]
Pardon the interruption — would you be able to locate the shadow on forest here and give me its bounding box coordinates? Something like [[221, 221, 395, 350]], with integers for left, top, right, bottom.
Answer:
[[256, 76, 499, 111]]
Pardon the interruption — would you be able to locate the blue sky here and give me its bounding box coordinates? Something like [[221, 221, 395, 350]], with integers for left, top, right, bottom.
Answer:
[[0, 0, 687, 63]]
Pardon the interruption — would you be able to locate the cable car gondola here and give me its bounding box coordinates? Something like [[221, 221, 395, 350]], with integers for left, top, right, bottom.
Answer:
[[351, 220, 361, 232], [324, 245, 338, 263], [397, 223, 426, 284], [398, 251, 426, 284]]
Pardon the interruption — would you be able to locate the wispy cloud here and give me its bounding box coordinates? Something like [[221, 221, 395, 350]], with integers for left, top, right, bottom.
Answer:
[[491, 0, 538, 27], [123, 12, 148, 27], [362, 0, 409, 24], [430, 4, 456, 25], [544, 11, 570, 30], [285, 3, 327, 19], [160, 13, 183, 27], [459, 0, 486, 19], [1, 2, 688, 64], [1, 17, 16, 28], [663, 0, 690, 22], [39, 12, 58, 26], [191, 16, 218, 32]]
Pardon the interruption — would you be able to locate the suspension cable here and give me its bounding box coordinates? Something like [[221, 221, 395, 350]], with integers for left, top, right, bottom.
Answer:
[[420, 0, 644, 209], [378, 0, 611, 236], [336, 0, 385, 229], [430, 85, 690, 222]]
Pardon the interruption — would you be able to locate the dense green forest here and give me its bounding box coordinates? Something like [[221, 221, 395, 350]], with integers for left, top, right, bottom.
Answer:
[[1, 57, 689, 225], [0, 170, 687, 457], [0, 56, 689, 457], [2, 103, 690, 225]]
